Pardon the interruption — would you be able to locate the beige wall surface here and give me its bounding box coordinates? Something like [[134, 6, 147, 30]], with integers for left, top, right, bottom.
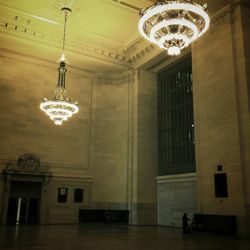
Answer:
[[0, 49, 94, 224], [135, 70, 157, 224], [0, 50, 93, 178], [157, 174, 197, 228], [44, 176, 92, 224], [192, 3, 250, 237], [90, 74, 130, 210], [90, 70, 158, 225], [0, 49, 158, 225]]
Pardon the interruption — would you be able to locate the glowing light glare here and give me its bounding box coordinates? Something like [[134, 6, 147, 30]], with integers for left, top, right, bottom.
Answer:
[[55, 120, 62, 126], [138, 1, 210, 56], [159, 34, 190, 48], [59, 53, 66, 62], [150, 18, 199, 51], [45, 108, 73, 117], [40, 100, 79, 114], [168, 46, 181, 56], [40, 99, 79, 126]]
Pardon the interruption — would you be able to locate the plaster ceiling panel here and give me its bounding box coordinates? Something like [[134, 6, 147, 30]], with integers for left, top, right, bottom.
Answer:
[[0, 0, 152, 51], [73, 1, 136, 45]]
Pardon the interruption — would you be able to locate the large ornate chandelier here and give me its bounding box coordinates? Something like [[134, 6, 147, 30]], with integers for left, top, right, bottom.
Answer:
[[40, 7, 78, 126], [138, 0, 210, 56]]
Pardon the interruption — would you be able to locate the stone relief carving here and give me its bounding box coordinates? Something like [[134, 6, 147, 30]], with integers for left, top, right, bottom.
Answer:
[[131, 44, 155, 63], [5, 154, 51, 174], [17, 154, 40, 170]]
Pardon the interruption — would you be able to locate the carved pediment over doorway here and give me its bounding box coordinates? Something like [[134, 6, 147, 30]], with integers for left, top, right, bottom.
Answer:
[[17, 154, 41, 170], [4, 154, 52, 176]]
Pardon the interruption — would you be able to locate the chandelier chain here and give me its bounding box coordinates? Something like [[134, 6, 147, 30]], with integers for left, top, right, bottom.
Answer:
[[62, 11, 68, 56]]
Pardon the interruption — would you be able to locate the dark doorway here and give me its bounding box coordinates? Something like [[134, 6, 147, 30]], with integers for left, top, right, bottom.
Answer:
[[7, 181, 42, 224], [6, 198, 18, 224]]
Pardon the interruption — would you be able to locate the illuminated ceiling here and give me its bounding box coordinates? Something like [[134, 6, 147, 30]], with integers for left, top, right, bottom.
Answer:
[[0, 0, 228, 73]]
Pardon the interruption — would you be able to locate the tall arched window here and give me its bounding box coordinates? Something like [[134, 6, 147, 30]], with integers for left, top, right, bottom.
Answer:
[[158, 56, 195, 175]]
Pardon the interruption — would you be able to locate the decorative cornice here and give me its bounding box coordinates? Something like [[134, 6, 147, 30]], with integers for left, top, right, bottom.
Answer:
[[0, 15, 133, 66], [52, 175, 93, 182], [0, 1, 240, 70], [0, 157, 89, 171], [130, 44, 155, 63], [0, 8, 156, 68]]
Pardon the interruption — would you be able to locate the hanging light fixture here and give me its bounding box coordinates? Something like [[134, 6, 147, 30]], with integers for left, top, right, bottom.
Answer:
[[40, 7, 79, 126], [138, 0, 210, 56]]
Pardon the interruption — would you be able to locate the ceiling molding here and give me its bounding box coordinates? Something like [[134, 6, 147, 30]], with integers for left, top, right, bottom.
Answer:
[[108, 0, 141, 12], [0, 16, 133, 66], [0, 14, 158, 70], [0, 0, 174, 71]]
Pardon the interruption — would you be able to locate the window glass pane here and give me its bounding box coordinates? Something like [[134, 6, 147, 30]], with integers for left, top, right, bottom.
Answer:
[[157, 55, 196, 175], [74, 188, 84, 203]]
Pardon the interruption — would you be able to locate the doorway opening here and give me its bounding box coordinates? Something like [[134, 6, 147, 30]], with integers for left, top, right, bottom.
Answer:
[[7, 181, 42, 224]]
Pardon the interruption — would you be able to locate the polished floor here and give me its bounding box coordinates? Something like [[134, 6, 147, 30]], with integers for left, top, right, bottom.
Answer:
[[0, 224, 249, 250]]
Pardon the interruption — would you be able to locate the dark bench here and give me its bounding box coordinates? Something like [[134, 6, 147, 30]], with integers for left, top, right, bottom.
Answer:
[[192, 214, 237, 234], [79, 209, 129, 224]]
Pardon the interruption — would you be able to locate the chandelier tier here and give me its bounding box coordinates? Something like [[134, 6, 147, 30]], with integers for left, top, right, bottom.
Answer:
[[138, 0, 210, 56], [40, 7, 78, 126]]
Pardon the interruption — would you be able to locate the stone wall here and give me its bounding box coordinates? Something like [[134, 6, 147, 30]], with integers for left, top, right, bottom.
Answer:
[[192, 3, 250, 237], [130, 71, 157, 225], [0, 49, 93, 224], [44, 176, 92, 224], [0, 50, 93, 178], [90, 73, 130, 210], [0, 49, 158, 225], [90, 70, 158, 225], [240, 2, 250, 236], [157, 173, 197, 227]]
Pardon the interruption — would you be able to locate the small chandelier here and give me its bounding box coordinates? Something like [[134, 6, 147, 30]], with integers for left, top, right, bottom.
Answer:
[[138, 0, 210, 56], [40, 7, 79, 126]]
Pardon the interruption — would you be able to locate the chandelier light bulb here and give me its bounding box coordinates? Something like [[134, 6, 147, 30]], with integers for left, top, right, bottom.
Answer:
[[138, 0, 210, 56], [168, 46, 181, 56], [59, 53, 66, 62], [55, 120, 63, 126]]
